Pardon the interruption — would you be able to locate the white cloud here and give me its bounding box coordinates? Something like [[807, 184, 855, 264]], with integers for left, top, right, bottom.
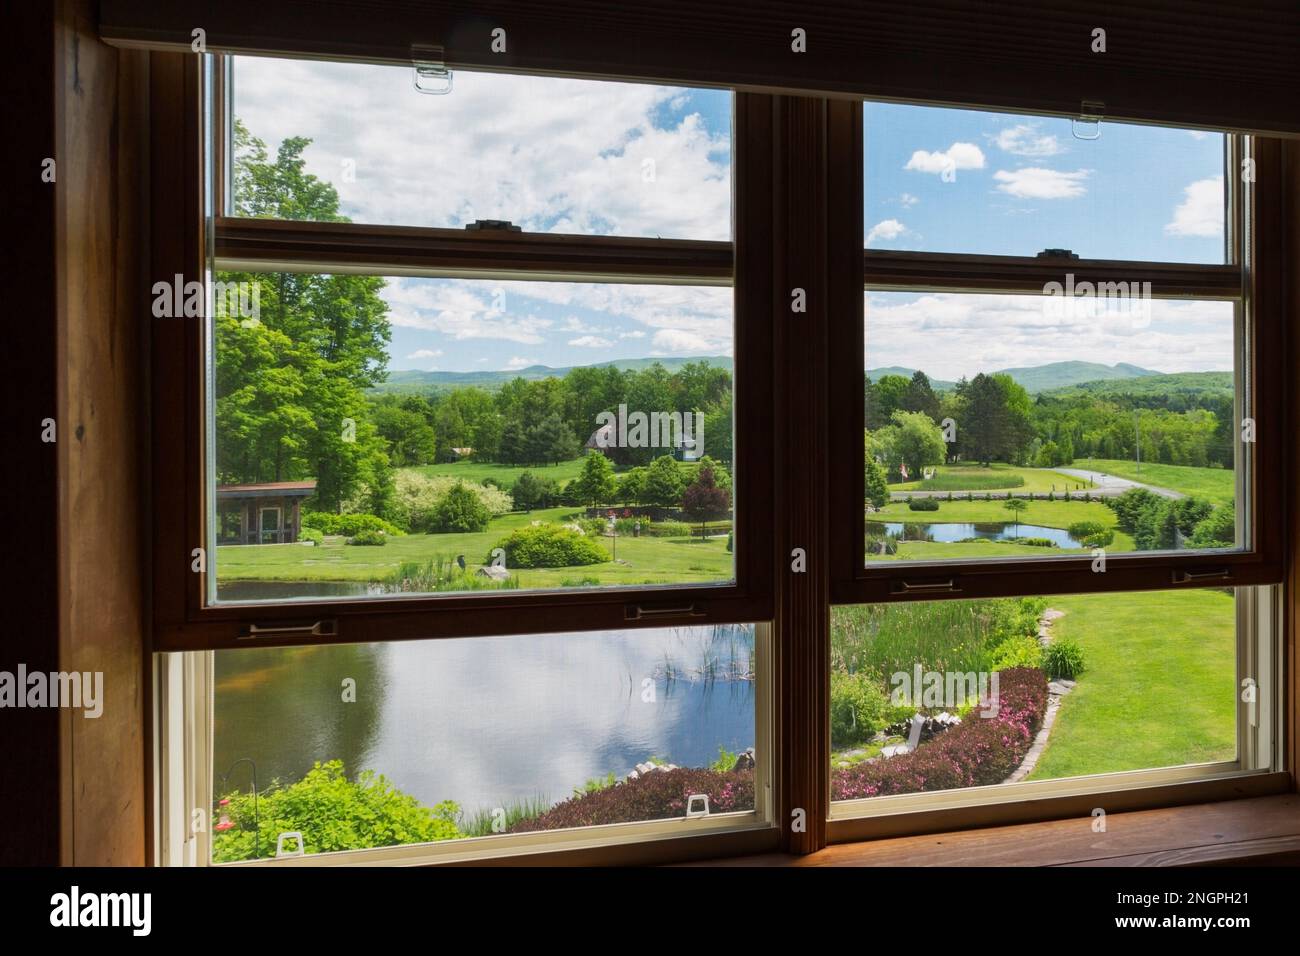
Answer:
[[992, 167, 1089, 199], [1164, 177, 1224, 237], [992, 124, 1062, 157], [233, 57, 731, 240], [864, 292, 1232, 382], [502, 357, 539, 370], [652, 329, 713, 353], [619, 330, 646, 339], [866, 219, 906, 246], [383, 280, 553, 343], [405, 348, 443, 359], [1187, 130, 1210, 141], [568, 335, 615, 348], [896, 193, 919, 207], [904, 142, 985, 175]]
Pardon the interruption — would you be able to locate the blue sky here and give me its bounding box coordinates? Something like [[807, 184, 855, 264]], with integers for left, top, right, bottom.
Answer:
[[233, 57, 1231, 379]]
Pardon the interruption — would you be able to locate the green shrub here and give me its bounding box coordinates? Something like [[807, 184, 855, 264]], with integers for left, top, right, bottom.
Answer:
[[384, 558, 519, 593], [641, 521, 693, 537], [430, 482, 492, 533], [830, 671, 889, 748], [302, 511, 403, 537], [1013, 537, 1057, 547], [726, 530, 733, 553], [299, 526, 324, 547], [493, 524, 609, 568], [907, 498, 940, 512], [347, 529, 387, 546], [393, 471, 511, 532], [211, 760, 461, 863], [1043, 638, 1086, 680], [990, 635, 1043, 672]]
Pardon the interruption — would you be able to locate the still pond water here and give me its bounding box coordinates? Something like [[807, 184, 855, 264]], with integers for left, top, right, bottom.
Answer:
[[214, 582, 755, 815], [867, 521, 1082, 548]]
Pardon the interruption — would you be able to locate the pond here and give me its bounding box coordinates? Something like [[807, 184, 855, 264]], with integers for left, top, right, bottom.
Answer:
[[212, 586, 756, 817], [866, 521, 1083, 548]]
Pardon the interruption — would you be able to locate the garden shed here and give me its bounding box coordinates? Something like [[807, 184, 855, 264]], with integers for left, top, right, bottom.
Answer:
[[216, 481, 317, 544]]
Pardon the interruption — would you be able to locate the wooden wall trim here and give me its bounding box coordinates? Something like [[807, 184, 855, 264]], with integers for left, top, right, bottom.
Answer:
[[53, 0, 149, 866]]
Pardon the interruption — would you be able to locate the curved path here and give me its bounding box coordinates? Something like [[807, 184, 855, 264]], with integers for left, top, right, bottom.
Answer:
[[1054, 467, 1184, 499]]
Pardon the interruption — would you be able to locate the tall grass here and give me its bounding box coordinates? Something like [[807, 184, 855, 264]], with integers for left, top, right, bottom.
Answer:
[[462, 795, 553, 837], [831, 598, 1044, 680], [381, 558, 520, 593]]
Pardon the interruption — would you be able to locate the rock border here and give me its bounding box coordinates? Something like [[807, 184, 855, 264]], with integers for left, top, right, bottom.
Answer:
[[1005, 609, 1073, 783]]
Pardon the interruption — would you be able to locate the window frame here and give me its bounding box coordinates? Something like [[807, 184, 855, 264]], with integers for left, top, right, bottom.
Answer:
[[830, 117, 1287, 606], [145, 49, 1295, 867], [151, 52, 775, 652]]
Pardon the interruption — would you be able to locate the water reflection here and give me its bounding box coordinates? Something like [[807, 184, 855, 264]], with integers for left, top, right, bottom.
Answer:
[[214, 625, 756, 816]]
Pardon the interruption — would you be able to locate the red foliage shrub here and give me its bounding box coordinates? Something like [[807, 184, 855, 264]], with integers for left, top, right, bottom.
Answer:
[[508, 768, 754, 833], [831, 667, 1048, 801]]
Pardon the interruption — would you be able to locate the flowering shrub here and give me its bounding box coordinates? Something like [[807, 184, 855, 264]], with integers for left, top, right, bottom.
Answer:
[[508, 768, 754, 832], [211, 760, 462, 863], [831, 667, 1047, 801]]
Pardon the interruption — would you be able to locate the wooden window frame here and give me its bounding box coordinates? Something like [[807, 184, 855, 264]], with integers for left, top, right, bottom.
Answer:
[[143, 47, 1295, 866], [830, 122, 1288, 605], [151, 53, 775, 651]]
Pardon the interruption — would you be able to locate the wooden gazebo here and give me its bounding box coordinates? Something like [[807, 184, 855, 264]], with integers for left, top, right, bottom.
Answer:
[[215, 481, 316, 544]]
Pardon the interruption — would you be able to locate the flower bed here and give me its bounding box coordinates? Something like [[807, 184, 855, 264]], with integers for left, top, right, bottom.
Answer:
[[831, 667, 1048, 801], [507, 768, 754, 832]]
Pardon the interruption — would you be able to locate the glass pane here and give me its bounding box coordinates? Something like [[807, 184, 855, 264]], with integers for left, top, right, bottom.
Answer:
[[210, 270, 735, 603], [211, 624, 760, 862], [228, 55, 732, 240], [830, 589, 1238, 803], [863, 291, 1238, 566], [864, 101, 1226, 262]]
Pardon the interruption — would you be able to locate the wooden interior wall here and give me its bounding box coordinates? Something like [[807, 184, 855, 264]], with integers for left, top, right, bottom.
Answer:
[[53, 0, 149, 866]]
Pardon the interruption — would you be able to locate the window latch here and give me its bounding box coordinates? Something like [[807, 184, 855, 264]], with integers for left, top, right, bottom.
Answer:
[[411, 44, 453, 95], [237, 620, 337, 640], [1072, 100, 1105, 141]]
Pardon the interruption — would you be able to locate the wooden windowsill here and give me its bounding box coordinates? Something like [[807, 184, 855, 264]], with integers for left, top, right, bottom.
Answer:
[[689, 794, 1300, 866]]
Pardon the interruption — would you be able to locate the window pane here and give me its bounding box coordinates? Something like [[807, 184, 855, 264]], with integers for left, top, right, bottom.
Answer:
[[228, 55, 732, 240], [830, 589, 1238, 804], [864, 102, 1226, 262], [863, 291, 1238, 566], [210, 272, 735, 603], [211, 624, 760, 861]]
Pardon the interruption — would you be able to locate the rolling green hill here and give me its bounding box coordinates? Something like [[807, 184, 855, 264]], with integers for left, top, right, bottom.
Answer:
[[373, 356, 734, 393]]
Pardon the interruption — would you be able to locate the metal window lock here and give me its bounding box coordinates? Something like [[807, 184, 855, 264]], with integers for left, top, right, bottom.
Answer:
[[411, 44, 453, 95]]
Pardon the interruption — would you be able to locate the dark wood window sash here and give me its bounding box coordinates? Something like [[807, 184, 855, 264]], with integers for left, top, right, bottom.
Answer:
[[831, 136, 1286, 606], [151, 53, 776, 651]]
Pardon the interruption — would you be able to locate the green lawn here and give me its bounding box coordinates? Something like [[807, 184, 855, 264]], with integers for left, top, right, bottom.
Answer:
[[217, 505, 733, 588], [1074, 458, 1235, 503], [893, 463, 1088, 494], [1028, 589, 1237, 780]]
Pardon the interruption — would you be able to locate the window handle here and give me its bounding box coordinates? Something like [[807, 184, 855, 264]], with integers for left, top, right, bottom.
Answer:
[[237, 620, 337, 640], [890, 578, 959, 595], [1171, 567, 1232, 583], [625, 602, 707, 621]]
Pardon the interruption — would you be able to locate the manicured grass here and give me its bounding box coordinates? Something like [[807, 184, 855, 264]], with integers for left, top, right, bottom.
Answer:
[[1074, 458, 1235, 503], [871, 498, 1119, 529], [407, 459, 588, 486], [1028, 589, 1236, 780], [893, 463, 1086, 494], [217, 505, 734, 588]]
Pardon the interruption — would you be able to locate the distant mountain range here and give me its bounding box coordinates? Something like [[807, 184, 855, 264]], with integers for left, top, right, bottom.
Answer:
[[375, 356, 1227, 396], [375, 356, 733, 392], [866, 361, 1230, 394]]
